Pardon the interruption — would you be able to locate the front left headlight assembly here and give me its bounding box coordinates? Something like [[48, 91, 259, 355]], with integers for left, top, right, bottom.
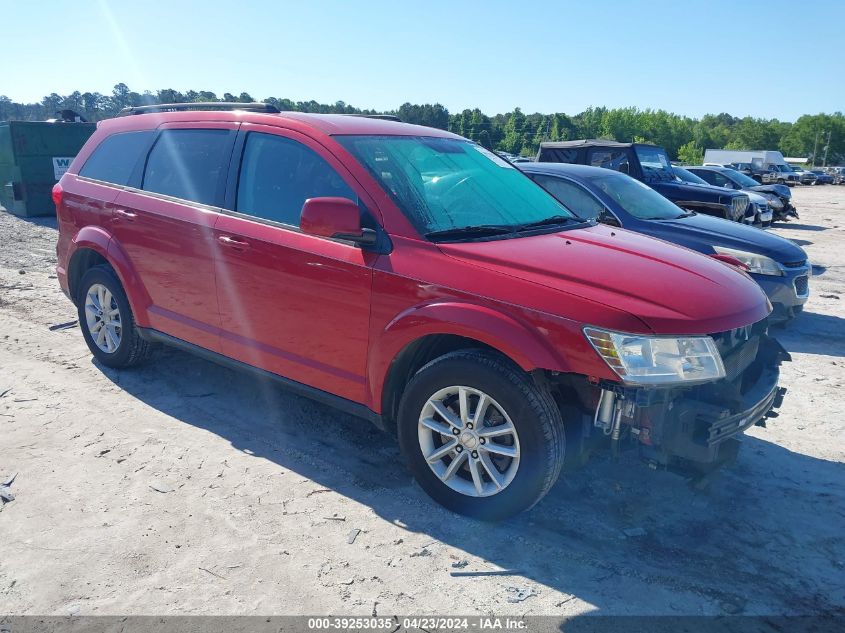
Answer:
[[765, 195, 784, 210], [584, 327, 726, 386], [713, 246, 783, 276]]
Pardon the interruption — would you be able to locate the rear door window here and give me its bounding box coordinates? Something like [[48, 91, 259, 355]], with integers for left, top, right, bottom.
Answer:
[[708, 171, 731, 187], [79, 131, 154, 186], [588, 149, 630, 172], [142, 129, 233, 206], [694, 170, 719, 186], [235, 132, 356, 227]]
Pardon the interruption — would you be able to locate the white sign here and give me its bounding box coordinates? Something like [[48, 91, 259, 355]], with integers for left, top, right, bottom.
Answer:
[[52, 156, 75, 180]]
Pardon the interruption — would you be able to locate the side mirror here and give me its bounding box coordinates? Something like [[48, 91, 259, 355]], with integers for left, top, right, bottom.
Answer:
[[598, 210, 621, 227], [300, 197, 377, 246]]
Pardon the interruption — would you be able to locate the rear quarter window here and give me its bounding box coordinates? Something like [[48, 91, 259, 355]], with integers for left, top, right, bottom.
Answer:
[[78, 130, 154, 186]]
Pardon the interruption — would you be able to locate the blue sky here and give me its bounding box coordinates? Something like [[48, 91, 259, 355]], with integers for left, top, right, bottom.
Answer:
[[5, 0, 843, 121]]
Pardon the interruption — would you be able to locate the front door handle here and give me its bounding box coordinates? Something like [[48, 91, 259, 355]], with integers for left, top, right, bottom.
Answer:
[[115, 209, 137, 221], [217, 235, 251, 250]]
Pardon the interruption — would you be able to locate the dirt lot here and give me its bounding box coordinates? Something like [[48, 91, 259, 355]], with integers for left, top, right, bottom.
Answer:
[[1, 186, 843, 617]]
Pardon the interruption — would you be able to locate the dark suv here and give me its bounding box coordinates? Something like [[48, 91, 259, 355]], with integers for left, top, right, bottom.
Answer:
[[536, 140, 751, 222], [54, 104, 788, 519]]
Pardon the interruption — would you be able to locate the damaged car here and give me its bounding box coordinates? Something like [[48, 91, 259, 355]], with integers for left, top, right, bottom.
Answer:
[[56, 105, 790, 519]]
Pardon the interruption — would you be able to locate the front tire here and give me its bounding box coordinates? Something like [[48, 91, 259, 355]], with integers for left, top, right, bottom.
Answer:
[[397, 350, 565, 520], [77, 265, 152, 368]]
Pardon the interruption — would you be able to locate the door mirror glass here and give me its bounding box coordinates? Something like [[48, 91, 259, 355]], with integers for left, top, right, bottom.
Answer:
[[300, 197, 376, 245], [598, 210, 621, 227]]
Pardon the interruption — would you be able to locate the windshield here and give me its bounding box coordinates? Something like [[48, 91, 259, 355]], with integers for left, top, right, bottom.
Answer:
[[588, 172, 687, 220], [721, 168, 759, 188], [634, 145, 676, 182], [336, 136, 576, 238], [672, 166, 709, 185]]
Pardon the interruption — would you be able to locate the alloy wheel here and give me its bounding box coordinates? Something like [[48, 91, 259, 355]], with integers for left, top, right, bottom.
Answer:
[[418, 386, 520, 497], [84, 283, 122, 354]]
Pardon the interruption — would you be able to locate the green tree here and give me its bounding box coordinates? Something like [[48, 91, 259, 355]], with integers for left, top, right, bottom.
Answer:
[[676, 141, 704, 165]]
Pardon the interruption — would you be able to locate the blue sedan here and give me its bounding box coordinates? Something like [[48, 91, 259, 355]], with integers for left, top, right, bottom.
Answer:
[[519, 163, 811, 324]]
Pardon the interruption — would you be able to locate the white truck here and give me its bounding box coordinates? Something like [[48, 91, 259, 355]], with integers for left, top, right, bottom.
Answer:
[[703, 149, 800, 186]]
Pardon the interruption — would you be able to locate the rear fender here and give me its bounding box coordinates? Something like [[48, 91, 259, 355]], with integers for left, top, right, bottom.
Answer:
[[68, 226, 152, 327]]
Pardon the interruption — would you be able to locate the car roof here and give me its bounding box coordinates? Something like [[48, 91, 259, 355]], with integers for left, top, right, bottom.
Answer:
[[538, 139, 654, 149], [688, 165, 727, 172], [519, 162, 618, 179], [97, 110, 461, 139]]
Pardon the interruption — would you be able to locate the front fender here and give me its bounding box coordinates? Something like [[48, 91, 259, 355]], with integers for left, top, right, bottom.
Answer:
[[367, 300, 571, 411]]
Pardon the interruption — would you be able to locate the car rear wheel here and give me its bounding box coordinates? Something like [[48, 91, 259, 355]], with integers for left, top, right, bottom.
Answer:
[[397, 350, 565, 520], [77, 265, 153, 368]]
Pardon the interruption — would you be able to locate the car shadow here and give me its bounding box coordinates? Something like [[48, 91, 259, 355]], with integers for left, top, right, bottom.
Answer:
[[95, 346, 845, 615], [775, 223, 828, 232], [777, 311, 845, 357]]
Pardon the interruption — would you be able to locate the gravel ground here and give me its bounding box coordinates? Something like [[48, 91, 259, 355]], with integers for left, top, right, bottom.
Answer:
[[0, 186, 843, 617]]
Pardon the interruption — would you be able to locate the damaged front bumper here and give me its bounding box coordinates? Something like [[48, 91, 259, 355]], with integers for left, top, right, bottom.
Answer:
[[590, 334, 791, 472]]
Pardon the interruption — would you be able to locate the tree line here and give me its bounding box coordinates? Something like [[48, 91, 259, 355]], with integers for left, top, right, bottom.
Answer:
[[1, 84, 842, 165]]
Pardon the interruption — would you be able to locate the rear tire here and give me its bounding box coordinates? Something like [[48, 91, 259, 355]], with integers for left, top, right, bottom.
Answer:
[[77, 265, 153, 368], [397, 349, 565, 520]]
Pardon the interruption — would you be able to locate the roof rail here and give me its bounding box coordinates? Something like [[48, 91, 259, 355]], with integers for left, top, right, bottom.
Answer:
[[118, 102, 281, 116], [342, 114, 402, 122]]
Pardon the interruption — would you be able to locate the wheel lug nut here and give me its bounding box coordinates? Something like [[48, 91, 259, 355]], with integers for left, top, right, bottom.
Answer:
[[479, 438, 486, 444], [452, 428, 460, 435], [466, 423, 473, 429], [471, 451, 479, 458], [456, 446, 463, 453]]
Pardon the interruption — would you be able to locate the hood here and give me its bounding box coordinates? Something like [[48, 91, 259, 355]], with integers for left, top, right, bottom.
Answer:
[[437, 224, 770, 335], [645, 213, 807, 263], [744, 191, 769, 205], [747, 183, 791, 199], [650, 179, 744, 203]]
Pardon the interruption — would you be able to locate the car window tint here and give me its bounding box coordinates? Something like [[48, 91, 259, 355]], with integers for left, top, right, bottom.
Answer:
[[236, 132, 356, 227], [78, 131, 154, 185], [709, 172, 730, 186], [532, 175, 605, 220], [589, 149, 629, 172], [538, 147, 578, 163], [142, 129, 232, 206], [694, 170, 719, 185]]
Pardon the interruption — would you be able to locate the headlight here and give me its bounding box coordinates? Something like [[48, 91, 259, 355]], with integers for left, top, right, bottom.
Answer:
[[765, 195, 784, 209], [584, 327, 726, 386], [713, 246, 783, 276]]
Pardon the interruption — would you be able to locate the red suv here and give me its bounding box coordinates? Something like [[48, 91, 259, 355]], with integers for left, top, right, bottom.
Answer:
[[54, 103, 789, 519]]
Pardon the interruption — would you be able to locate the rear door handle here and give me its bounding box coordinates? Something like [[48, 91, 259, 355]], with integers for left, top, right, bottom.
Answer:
[[115, 209, 137, 221], [217, 235, 251, 250]]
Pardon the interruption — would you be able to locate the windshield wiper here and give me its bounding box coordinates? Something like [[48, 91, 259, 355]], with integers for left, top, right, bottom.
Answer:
[[425, 224, 515, 242], [515, 215, 579, 231]]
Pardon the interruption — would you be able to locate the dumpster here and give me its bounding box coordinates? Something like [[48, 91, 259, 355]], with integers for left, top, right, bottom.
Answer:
[[0, 120, 96, 217]]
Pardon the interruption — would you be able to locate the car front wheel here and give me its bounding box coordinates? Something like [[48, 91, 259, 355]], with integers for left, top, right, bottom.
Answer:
[[397, 350, 565, 520]]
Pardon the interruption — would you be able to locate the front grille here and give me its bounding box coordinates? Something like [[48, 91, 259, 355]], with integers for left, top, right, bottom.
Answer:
[[710, 320, 767, 385], [794, 275, 809, 297], [783, 260, 807, 268], [731, 196, 749, 220], [722, 338, 760, 381]]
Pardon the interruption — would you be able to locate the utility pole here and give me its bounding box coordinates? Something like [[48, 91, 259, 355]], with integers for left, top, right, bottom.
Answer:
[[822, 130, 832, 168], [812, 130, 820, 168]]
